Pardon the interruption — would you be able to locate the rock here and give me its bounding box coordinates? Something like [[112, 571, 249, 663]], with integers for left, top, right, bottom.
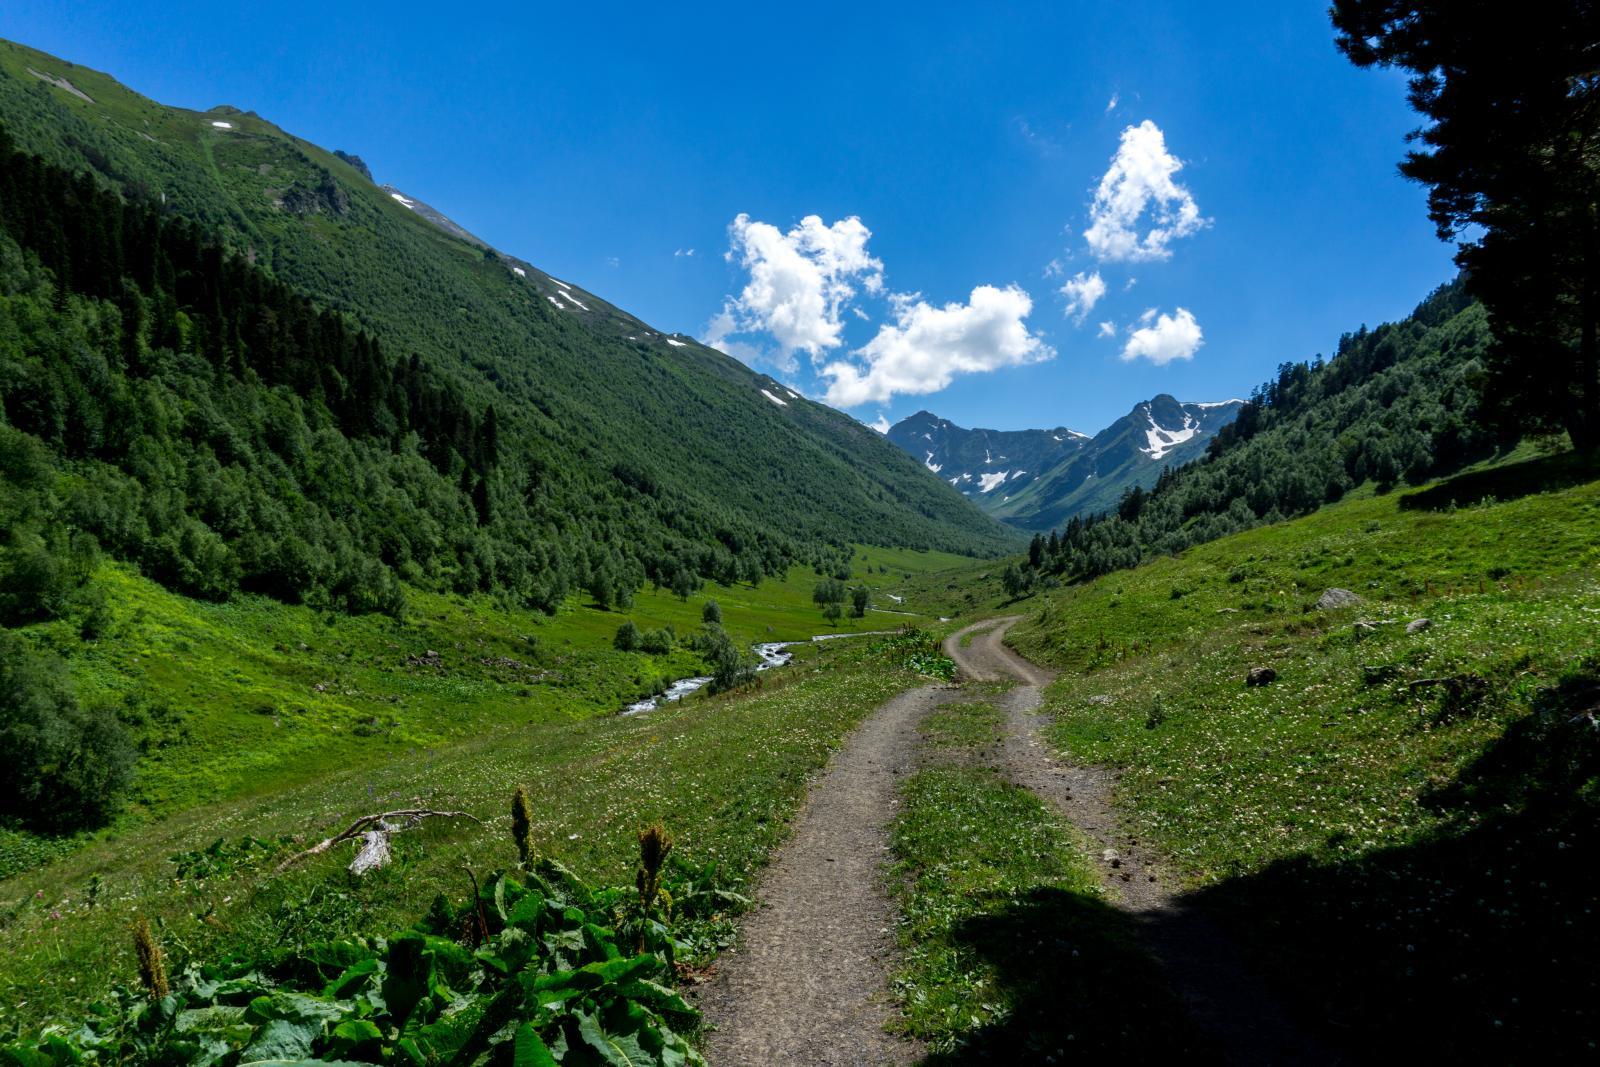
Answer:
[[1216, 607, 1240, 614], [1246, 666, 1278, 687], [1087, 694, 1114, 705], [1317, 588, 1362, 610], [334, 149, 374, 182], [1407, 618, 1433, 634], [1101, 848, 1121, 865], [1353, 620, 1378, 634]]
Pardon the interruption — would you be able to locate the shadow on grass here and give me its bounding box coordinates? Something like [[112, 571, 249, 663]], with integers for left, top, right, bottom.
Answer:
[[1399, 449, 1600, 511], [1185, 685, 1600, 1061], [932, 671, 1599, 1062], [919, 886, 1219, 1064]]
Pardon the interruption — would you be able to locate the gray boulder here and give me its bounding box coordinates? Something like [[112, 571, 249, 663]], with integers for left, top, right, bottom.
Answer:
[[1407, 618, 1433, 634], [1317, 588, 1362, 610]]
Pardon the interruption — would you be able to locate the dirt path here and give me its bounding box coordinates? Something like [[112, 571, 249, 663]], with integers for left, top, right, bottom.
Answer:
[[695, 684, 961, 1065], [944, 617, 1336, 1065]]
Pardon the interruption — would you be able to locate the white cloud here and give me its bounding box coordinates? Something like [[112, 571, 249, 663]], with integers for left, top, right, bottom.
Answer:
[[870, 414, 891, 434], [704, 213, 883, 362], [1059, 270, 1106, 325], [820, 284, 1053, 407], [674, 248, 695, 258], [1121, 307, 1203, 365], [1097, 320, 1117, 338], [1084, 120, 1206, 263], [1105, 92, 1120, 113]]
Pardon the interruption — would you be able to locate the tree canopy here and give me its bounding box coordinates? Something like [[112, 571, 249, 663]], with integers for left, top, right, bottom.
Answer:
[[1332, 1, 1600, 449]]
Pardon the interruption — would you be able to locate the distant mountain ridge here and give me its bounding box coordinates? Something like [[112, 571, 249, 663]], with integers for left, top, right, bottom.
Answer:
[[889, 395, 1244, 530]]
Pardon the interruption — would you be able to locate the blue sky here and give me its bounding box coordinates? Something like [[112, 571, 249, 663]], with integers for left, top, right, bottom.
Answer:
[[2, 1, 1456, 435]]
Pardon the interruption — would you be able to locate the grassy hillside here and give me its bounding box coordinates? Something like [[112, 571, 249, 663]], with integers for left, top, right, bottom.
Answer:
[[0, 626, 954, 1035], [0, 539, 963, 874], [0, 36, 1016, 578], [1003, 449, 1600, 1059]]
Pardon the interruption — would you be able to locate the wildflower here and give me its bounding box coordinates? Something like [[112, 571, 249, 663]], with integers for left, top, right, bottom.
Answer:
[[636, 824, 673, 912], [133, 918, 168, 1000]]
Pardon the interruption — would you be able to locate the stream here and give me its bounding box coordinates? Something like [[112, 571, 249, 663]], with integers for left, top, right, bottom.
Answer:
[[621, 631, 898, 715]]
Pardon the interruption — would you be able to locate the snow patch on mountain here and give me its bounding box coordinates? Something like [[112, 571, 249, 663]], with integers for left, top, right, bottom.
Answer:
[[761, 389, 788, 407], [978, 471, 1010, 493], [1141, 409, 1198, 459]]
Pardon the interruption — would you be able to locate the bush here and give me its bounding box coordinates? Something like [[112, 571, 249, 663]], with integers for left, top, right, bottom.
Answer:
[[0, 632, 136, 832], [701, 625, 754, 695], [640, 627, 675, 656], [615, 620, 642, 651], [701, 598, 722, 625]]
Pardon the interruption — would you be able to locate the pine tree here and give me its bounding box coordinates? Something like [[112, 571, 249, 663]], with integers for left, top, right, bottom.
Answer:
[[1332, 1, 1600, 449]]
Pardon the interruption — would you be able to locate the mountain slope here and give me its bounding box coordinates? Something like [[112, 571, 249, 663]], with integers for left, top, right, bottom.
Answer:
[[1038, 279, 1502, 581], [888, 395, 1243, 530], [0, 38, 1018, 592]]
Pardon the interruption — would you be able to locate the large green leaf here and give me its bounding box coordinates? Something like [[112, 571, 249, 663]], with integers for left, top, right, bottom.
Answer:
[[511, 1024, 558, 1067], [237, 1018, 317, 1063], [528, 956, 660, 1007], [380, 935, 432, 1024], [614, 979, 698, 1028], [574, 1011, 653, 1067], [325, 1018, 381, 1060], [323, 958, 381, 1000]]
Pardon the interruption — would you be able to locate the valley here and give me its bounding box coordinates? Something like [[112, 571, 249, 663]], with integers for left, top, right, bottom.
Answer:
[[2, 7, 1598, 1066]]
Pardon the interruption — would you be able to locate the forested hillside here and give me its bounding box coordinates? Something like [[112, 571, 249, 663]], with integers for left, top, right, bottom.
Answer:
[[1027, 280, 1500, 582], [0, 40, 1015, 623]]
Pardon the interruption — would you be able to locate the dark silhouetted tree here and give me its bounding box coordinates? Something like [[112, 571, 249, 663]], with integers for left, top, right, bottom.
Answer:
[[1332, 1, 1600, 449]]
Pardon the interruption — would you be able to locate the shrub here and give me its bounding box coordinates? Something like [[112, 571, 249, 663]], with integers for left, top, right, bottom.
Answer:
[[640, 627, 675, 656], [701, 625, 755, 695], [701, 598, 722, 625], [614, 620, 643, 651], [0, 632, 136, 831]]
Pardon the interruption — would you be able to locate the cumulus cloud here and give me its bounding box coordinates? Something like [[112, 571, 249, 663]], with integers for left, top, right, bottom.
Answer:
[[1097, 320, 1117, 338], [820, 285, 1053, 407], [1084, 120, 1206, 263], [1121, 307, 1203, 365], [870, 414, 891, 434], [1059, 270, 1106, 325], [703, 213, 883, 363]]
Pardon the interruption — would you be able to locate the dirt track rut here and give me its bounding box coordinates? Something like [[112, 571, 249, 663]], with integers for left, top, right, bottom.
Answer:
[[694, 684, 959, 1065], [946, 617, 1335, 1066]]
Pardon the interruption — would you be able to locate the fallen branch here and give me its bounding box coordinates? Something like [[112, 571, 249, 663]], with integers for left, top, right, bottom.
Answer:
[[274, 808, 481, 873]]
